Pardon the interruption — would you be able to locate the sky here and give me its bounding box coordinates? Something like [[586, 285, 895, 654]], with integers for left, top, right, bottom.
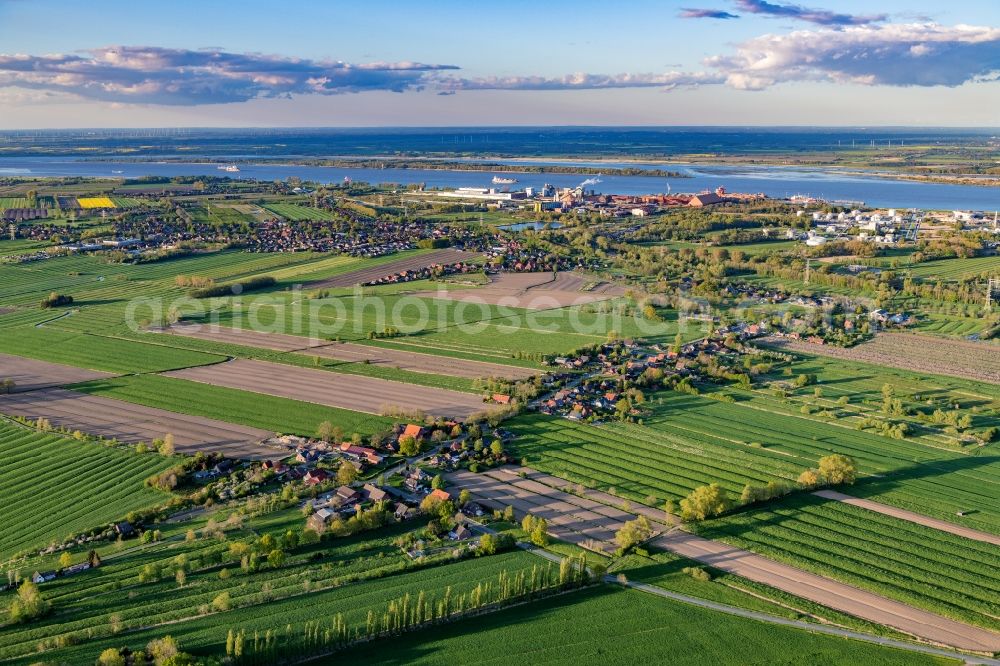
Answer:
[[1, 0, 999, 127]]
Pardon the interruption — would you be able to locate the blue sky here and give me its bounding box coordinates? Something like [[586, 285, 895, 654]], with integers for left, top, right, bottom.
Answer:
[[1, 0, 999, 127]]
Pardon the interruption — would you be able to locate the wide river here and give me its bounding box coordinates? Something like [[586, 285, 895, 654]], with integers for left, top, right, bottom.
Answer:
[[1, 157, 997, 210]]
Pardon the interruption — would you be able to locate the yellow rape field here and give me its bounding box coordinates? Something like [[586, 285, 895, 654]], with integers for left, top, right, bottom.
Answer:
[[76, 196, 116, 209]]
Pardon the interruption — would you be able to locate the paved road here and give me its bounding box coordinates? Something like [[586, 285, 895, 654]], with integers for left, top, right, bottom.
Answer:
[[652, 529, 1000, 653], [813, 489, 1000, 547]]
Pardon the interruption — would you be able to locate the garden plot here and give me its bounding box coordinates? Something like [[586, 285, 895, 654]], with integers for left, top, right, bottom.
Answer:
[[0, 388, 273, 458], [308, 248, 475, 289], [0, 353, 113, 391], [763, 333, 1000, 385], [415, 271, 627, 309], [163, 358, 490, 420]]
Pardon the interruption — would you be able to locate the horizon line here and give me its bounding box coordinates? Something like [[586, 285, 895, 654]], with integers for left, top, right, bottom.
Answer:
[[2, 124, 1000, 132]]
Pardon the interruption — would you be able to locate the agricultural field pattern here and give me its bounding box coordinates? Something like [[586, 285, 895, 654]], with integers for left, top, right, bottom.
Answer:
[[1, 134, 1000, 666]]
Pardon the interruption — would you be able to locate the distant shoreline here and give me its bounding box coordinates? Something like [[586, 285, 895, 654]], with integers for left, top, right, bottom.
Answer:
[[77, 156, 690, 179], [68, 155, 1000, 189]]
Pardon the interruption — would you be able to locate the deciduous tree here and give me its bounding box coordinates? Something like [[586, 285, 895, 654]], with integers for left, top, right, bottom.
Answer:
[[680, 483, 732, 521]]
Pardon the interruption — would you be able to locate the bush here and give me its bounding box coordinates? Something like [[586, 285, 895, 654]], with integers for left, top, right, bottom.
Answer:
[[212, 591, 231, 612], [683, 566, 712, 582], [40, 292, 73, 309]]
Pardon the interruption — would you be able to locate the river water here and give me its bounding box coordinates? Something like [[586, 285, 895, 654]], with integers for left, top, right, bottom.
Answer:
[[0, 157, 997, 211]]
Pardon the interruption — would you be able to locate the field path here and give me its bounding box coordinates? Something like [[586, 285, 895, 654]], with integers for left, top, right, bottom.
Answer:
[[162, 324, 536, 379], [163, 358, 491, 420], [651, 529, 1000, 653], [448, 464, 1000, 652], [813, 489, 1000, 546]]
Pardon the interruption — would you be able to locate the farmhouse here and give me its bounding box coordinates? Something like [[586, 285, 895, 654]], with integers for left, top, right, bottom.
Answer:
[[395, 502, 418, 521], [339, 442, 384, 465], [362, 483, 389, 503], [449, 524, 472, 541], [114, 521, 136, 538], [400, 424, 426, 441], [307, 508, 336, 534], [335, 485, 362, 505], [303, 469, 332, 486], [429, 488, 451, 503]]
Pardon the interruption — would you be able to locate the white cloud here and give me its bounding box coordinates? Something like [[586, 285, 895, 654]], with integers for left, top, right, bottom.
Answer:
[[0, 46, 458, 105], [1, 23, 997, 108], [706, 23, 1000, 89]]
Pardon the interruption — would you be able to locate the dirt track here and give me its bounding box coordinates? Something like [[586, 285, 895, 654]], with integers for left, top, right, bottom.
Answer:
[[652, 529, 1000, 652], [414, 271, 627, 310], [162, 324, 536, 380], [448, 465, 1000, 652], [763, 333, 1000, 385], [0, 353, 113, 392], [813, 490, 1000, 547], [164, 358, 491, 420], [0, 388, 274, 458], [308, 249, 475, 289]]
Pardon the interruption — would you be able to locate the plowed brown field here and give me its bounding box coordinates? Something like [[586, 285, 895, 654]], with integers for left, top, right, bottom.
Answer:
[[164, 358, 492, 420]]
